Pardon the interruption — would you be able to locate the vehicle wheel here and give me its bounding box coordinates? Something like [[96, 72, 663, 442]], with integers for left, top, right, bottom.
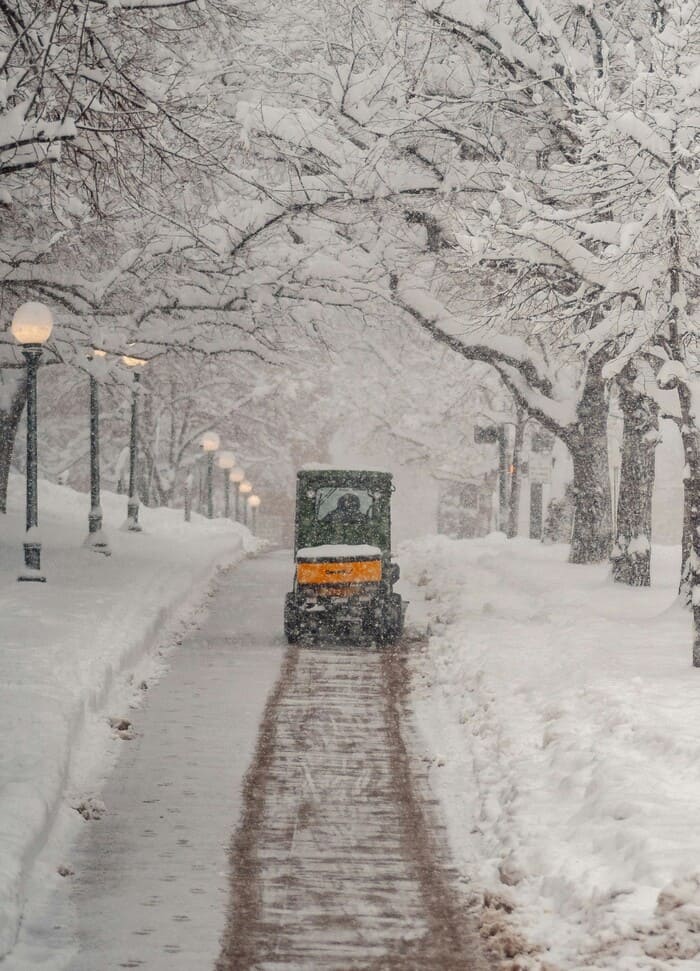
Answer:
[[362, 608, 383, 644], [284, 594, 300, 644], [383, 594, 404, 644], [370, 595, 403, 645]]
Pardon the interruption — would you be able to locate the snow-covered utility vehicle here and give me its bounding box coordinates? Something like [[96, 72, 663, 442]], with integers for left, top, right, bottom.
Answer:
[[284, 469, 405, 643]]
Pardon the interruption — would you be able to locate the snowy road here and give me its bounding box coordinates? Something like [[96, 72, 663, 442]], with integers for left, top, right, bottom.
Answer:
[[10, 551, 487, 970]]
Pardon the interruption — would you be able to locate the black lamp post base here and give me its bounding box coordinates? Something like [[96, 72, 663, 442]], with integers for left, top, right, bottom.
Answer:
[[123, 498, 142, 532], [86, 510, 111, 554], [18, 542, 45, 581], [84, 531, 112, 556]]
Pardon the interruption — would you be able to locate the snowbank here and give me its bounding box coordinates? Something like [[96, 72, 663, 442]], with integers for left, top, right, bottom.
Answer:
[[0, 475, 257, 959], [401, 533, 700, 969]]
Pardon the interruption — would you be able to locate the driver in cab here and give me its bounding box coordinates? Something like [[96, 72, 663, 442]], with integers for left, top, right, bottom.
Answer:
[[322, 493, 367, 525]]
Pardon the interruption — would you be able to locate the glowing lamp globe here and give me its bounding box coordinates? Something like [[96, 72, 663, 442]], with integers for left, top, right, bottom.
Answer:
[[11, 302, 54, 346], [229, 468, 245, 484], [248, 494, 261, 509], [217, 450, 236, 470], [239, 480, 252, 495], [200, 431, 220, 452]]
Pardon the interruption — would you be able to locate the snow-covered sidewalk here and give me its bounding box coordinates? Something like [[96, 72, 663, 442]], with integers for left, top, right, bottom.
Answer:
[[0, 475, 256, 959], [402, 534, 700, 970]]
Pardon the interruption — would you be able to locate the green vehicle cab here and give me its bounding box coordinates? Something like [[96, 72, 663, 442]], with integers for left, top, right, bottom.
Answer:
[[284, 468, 406, 643]]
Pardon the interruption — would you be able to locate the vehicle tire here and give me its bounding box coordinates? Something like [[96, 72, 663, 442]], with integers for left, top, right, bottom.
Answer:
[[371, 594, 403, 645], [284, 594, 301, 644], [384, 594, 404, 644]]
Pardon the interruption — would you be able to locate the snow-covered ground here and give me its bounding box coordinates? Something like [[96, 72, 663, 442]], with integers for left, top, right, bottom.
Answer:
[[0, 475, 257, 960], [5, 553, 288, 971], [402, 533, 700, 970]]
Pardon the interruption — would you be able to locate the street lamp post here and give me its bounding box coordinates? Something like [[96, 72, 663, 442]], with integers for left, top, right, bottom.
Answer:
[[184, 471, 194, 522], [248, 494, 261, 534], [85, 349, 110, 555], [200, 431, 220, 518], [216, 450, 236, 517], [229, 467, 244, 521], [122, 355, 148, 531], [239, 479, 252, 526], [11, 303, 54, 581]]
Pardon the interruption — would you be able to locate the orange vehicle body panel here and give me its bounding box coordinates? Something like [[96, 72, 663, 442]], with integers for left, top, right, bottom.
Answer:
[[297, 559, 382, 586]]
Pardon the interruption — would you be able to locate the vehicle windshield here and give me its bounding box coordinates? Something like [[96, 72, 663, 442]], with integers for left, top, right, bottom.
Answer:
[[314, 487, 376, 524]]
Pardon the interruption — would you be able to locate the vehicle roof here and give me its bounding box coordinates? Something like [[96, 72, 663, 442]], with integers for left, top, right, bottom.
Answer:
[[296, 468, 393, 487]]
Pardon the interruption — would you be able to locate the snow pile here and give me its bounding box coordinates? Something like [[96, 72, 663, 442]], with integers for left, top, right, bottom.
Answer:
[[296, 544, 381, 559], [0, 475, 257, 959], [401, 533, 700, 969]]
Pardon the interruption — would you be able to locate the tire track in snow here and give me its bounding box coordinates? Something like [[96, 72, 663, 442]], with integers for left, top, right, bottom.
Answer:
[[216, 640, 488, 970]]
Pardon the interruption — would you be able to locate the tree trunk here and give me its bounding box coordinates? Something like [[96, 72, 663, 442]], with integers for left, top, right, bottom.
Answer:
[[680, 434, 695, 599], [567, 351, 612, 564], [0, 372, 27, 514], [569, 437, 612, 563], [611, 364, 659, 586], [684, 475, 700, 665], [661, 161, 700, 661], [678, 419, 700, 614]]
